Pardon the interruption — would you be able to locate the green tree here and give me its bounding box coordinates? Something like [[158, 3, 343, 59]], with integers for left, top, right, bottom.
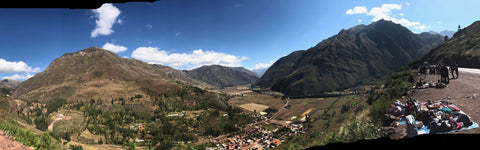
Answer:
[[163, 121, 173, 135], [34, 115, 48, 131], [46, 98, 67, 115], [341, 104, 350, 113], [69, 145, 83, 150], [210, 110, 219, 117]]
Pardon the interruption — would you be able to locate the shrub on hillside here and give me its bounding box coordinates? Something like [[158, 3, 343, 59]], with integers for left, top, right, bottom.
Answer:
[[367, 68, 416, 123], [0, 118, 61, 149]]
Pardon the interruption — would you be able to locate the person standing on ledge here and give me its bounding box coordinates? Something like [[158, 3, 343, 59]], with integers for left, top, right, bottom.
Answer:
[[450, 64, 456, 79], [453, 64, 459, 79]]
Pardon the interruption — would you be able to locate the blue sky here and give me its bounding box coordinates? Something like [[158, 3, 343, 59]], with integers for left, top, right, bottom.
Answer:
[[1, 0, 480, 80]]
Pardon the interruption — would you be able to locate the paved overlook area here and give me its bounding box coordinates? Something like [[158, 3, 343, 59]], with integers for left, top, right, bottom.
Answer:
[[410, 68, 480, 134]]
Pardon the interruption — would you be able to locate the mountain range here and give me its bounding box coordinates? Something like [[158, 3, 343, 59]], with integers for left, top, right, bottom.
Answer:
[[0, 79, 22, 89], [185, 65, 258, 88], [429, 30, 456, 38], [412, 20, 480, 68], [254, 19, 444, 97], [11, 20, 456, 101], [12, 47, 258, 102]]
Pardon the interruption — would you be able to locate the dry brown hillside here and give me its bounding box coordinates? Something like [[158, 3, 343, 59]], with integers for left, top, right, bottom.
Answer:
[[12, 47, 182, 102]]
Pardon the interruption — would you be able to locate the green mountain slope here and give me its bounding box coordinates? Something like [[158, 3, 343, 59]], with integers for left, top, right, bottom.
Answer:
[[412, 20, 480, 68], [184, 65, 259, 88], [255, 20, 443, 97]]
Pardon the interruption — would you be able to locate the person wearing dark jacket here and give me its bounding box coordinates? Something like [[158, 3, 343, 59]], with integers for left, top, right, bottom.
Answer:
[[440, 64, 449, 84], [450, 64, 456, 79], [420, 65, 427, 77], [453, 64, 459, 79]]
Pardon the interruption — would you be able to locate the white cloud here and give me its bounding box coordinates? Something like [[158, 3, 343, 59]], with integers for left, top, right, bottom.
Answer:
[[145, 24, 152, 29], [102, 42, 127, 53], [91, 3, 121, 38], [358, 19, 362, 23], [389, 18, 420, 26], [0, 58, 40, 73], [346, 6, 368, 15], [1, 73, 34, 80], [250, 61, 274, 71], [131, 47, 248, 69], [414, 25, 426, 31], [367, 4, 402, 21], [249, 61, 274, 77], [346, 3, 428, 31]]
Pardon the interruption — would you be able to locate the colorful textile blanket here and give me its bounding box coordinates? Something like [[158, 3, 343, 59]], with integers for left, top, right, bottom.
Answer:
[[399, 104, 479, 135]]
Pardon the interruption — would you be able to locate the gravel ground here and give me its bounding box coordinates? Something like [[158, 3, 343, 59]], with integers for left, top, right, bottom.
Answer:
[[409, 68, 480, 134]]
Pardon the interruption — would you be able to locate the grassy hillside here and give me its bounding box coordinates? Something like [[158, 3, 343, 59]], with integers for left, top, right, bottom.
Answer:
[[366, 68, 416, 122], [277, 68, 415, 149], [13, 47, 259, 104], [255, 20, 441, 97], [0, 111, 62, 150], [184, 65, 259, 88], [13, 47, 182, 103], [412, 20, 480, 68]]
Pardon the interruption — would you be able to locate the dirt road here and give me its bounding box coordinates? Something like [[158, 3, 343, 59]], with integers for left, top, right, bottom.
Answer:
[[269, 99, 289, 120], [411, 67, 480, 134]]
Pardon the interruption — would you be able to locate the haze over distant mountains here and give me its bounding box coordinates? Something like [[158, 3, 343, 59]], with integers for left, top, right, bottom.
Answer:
[[0, 79, 21, 89], [249, 67, 268, 77], [255, 19, 444, 97], [429, 30, 456, 38]]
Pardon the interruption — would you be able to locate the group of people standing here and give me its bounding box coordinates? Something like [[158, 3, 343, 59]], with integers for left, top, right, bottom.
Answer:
[[419, 63, 459, 84]]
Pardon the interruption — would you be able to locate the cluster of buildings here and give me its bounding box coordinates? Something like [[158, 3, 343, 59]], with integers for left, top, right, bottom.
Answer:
[[206, 135, 283, 150], [129, 123, 145, 132], [9, 100, 47, 116], [205, 115, 308, 150], [286, 123, 306, 136]]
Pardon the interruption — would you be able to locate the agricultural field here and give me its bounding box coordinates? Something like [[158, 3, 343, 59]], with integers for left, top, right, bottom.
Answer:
[[237, 103, 270, 112], [274, 95, 372, 149], [226, 90, 373, 149], [230, 93, 367, 122], [66, 141, 124, 150], [228, 92, 285, 110], [209, 85, 252, 95]]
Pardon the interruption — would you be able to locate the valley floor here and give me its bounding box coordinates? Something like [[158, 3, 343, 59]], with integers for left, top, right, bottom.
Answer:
[[226, 91, 370, 149], [1, 83, 373, 150]]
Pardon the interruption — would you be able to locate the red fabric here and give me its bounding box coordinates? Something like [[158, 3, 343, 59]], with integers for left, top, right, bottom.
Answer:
[[448, 105, 460, 112], [405, 103, 413, 115]]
